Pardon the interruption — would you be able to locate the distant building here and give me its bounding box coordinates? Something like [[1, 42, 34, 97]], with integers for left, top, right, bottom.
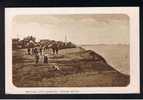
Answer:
[[40, 39, 50, 43], [20, 36, 36, 48], [40, 39, 51, 47], [12, 38, 19, 44]]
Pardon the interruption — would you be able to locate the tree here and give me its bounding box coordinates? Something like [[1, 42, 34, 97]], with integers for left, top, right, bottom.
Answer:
[[23, 36, 36, 42]]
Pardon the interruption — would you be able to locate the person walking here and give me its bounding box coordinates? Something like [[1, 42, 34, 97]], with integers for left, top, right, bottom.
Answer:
[[52, 43, 56, 55], [55, 45, 59, 55], [32, 48, 35, 56], [34, 48, 39, 64], [39, 47, 43, 55], [35, 53, 39, 64], [43, 55, 48, 64], [27, 47, 31, 55]]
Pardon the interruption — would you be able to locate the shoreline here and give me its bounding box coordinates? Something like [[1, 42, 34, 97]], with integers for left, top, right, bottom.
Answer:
[[81, 44, 130, 75]]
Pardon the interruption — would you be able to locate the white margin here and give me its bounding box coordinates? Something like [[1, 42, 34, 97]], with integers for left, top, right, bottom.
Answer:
[[5, 7, 140, 94]]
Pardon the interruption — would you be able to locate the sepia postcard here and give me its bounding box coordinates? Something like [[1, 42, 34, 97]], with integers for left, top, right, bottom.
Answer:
[[5, 7, 140, 94]]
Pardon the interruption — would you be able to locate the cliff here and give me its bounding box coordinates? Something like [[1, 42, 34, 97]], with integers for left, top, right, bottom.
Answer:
[[12, 47, 129, 87]]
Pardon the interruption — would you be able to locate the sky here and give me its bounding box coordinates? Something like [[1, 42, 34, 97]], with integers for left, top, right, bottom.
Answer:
[[12, 14, 129, 45]]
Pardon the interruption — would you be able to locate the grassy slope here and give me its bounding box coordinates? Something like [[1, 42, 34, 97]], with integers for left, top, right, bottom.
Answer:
[[12, 48, 129, 87]]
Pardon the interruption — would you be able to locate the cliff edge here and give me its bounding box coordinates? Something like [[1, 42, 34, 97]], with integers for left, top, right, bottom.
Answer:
[[13, 47, 130, 87]]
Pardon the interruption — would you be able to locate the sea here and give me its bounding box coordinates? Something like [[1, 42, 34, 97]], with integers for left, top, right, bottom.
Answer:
[[81, 44, 130, 75]]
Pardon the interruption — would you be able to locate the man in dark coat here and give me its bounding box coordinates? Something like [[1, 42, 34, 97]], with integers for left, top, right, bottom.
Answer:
[[43, 55, 48, 63], [39, 47, 42, 55], [34, 48, 39, 64], [52, 43, 56, 55], [27, 47, 31, 55]]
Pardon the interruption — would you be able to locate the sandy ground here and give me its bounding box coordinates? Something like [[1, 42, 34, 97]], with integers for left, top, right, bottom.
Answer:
[[12, 48, 129, 87]]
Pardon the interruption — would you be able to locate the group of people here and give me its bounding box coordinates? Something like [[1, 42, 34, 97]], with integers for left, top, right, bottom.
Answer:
[[51, 42, 59, 55], [27, 47, 48, 64], [27, 42, 60, 64], [43, 42, 60, 55]]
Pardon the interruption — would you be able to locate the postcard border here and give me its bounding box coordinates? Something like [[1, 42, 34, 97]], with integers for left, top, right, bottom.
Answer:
[[5, 7, 140, 94]]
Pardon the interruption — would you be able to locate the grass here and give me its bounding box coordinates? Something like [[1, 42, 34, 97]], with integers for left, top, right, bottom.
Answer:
[[12, 48, 129, 87]]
